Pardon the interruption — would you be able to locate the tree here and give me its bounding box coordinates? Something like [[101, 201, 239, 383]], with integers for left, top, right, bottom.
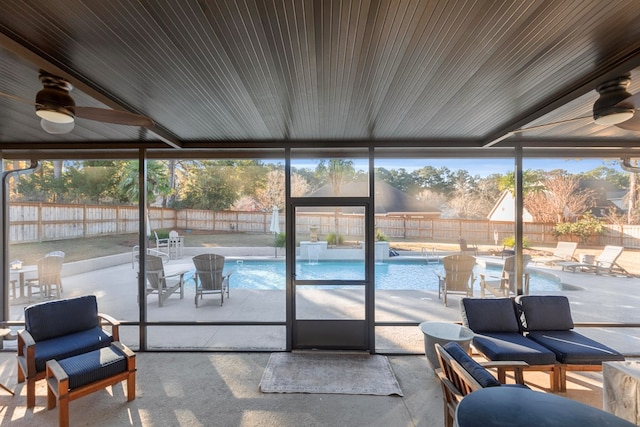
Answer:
[[15, 161, 66, 203], [525, 174, 595, 223], [497, 169, 545, 196], [178, 161, 241, 210], [315, 159, 355, 239], [376, 167, 416, 193], [66, 161, 121, 203], [116, 160, 171, 205]]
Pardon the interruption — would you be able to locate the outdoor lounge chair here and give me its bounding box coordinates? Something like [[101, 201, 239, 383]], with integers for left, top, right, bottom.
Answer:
[[556, 245, 629, 276], [192, 253, 232, 307], [532, 241, 577, 266], [515, 295, 624, 392], [460, 297, 560, 391], [435, 342, 528, 427], [436, 254, 476, 307], [142, 254, 186, 307], [480, 255, 531, 298]]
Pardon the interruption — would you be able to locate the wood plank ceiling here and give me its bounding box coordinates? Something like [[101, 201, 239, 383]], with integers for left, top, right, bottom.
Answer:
[[2, 0, 640, 156]]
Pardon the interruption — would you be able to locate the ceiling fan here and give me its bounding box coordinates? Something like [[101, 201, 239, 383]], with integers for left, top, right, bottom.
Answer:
[[0, 70, 154, 134], [511, 73, 640, 136]]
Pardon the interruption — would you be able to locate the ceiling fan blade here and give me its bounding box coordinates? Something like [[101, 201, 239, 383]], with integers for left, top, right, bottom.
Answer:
[[617, 92, 640, 109], [74, 106, 154, 127], [0, 90, 37, 107], [614, 112, 640, 131], [514, 115, 592, 134]]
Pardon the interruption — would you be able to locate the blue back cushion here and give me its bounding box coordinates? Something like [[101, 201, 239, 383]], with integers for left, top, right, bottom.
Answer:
[[515, 295, 574, 331], [461, 298, 520, 333], [25, 295, 99, 341], [444, 342, 501, 387]]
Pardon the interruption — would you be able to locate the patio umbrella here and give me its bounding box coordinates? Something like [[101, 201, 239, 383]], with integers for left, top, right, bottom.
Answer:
[[269, 206, 280, 257]]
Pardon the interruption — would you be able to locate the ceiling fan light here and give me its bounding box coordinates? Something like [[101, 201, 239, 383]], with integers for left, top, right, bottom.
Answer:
[[36, 109, 75, 123], [40, 118, 75, 134], [593, 110, 635, 126]]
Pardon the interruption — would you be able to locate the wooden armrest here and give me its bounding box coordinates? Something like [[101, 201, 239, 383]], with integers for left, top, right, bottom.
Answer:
[[164, 270, 189, 279], [46, 359, 69, 381], [98, 313, 120, 341], [18, 329, 36, 350], [438, 374, 465, 403], [112, 341, 136, 358], [98, 313, 120, 327]]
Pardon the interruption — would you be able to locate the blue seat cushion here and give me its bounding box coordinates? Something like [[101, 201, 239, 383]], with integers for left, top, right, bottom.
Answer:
[[515, 295, 574, 331], [25, 295, 100, 341], [31, 327, 113, 372], [443, 342, 501, 388], [461, 298, 520, 333], [472, 332, 557, 365], [527, 331, 625, 364], [57, 345, 127, 390]]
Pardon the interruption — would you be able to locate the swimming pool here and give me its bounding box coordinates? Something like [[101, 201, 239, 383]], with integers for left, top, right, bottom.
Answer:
[[186, 259, 564, 292]]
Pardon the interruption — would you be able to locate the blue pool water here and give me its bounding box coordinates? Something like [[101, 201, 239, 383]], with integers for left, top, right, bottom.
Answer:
[[186, 260, 562, 292]]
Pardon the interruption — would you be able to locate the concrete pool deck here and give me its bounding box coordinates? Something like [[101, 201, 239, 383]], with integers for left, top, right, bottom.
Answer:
[[5, 247, 640, 356]]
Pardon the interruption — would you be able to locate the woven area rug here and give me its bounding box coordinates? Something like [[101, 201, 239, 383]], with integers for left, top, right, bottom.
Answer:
[[259, 352, 403, 396]]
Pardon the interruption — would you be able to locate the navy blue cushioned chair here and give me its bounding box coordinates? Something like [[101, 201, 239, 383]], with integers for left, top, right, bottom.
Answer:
[[435, 342, 528, 427], [515, 295, 625, 391], [460, 297, 560, 391], [17, 295, 120, 408]]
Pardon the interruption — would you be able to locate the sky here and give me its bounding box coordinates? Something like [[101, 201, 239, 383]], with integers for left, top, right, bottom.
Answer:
[[285, 157, 621, 177]]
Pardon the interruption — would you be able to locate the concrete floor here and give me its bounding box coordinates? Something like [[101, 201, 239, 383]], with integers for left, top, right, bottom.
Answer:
[[0, 349, 607, 427]]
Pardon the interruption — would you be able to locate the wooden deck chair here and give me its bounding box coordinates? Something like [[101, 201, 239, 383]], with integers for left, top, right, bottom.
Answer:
[[532, 241, 577, 266], [436, 254, 476, 306], [557, 245, 629, 276], [142, 254, 185, 307], [192, 253, 232, 307], [480, 255, 531, 297], [27, 254, 65, 301]]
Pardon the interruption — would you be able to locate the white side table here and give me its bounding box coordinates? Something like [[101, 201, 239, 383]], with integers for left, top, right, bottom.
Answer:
[[603, 361, 640, 423], [419, 321, 474, 370]]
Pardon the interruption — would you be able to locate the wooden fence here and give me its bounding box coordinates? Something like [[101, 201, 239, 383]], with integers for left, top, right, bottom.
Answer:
[[8, 202, 640, 248]]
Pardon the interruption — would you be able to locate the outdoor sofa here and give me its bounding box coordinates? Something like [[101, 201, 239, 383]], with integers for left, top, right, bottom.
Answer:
[[515, 295, 625, 390], [460, 297, 560, 390]]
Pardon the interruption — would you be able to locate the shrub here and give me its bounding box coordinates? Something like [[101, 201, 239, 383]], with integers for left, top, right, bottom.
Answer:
[[376, 230, 390, 241], [501, 235, 531, 249], [553, 212, 604, 244], [151, 229, 170, 239], [274, 232, 286, 248], [326, 233, 344, 245]]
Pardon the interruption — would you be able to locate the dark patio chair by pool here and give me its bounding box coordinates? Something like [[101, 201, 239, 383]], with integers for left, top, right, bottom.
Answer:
[[458, 238, 478, 256], [460, 297, 560, 391], [480, 255, 531, 298], [142, 254, 186, 307], [192, 253, 232, 307], [435, 342, 528, 427], [515, 295, 625, 392], [436, 254, 476, 307]]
